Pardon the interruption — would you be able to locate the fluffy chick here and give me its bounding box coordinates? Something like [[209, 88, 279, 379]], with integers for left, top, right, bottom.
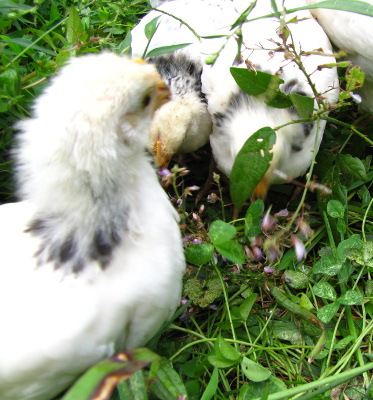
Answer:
[[0, 53, 185, 400], [204, 0, 339, 197], [131, 0, 245, 166]]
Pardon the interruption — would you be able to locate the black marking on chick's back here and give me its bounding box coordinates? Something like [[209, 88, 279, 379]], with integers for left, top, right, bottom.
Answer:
[[213, 91, 257, 130], [150, 54, 207, 103], [26, 216, 124, 272]]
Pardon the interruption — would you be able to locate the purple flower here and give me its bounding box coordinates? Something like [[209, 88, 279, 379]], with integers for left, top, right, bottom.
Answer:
[[252, 246, 263, 262], [350, 92, 362, 104], [186, 185, 199, 191], [192, 238, 202, 244], [264, 266, 276, 274], [158, 168, 172, 178], [275, 209, 289, 217], [180, 298, 188, 306], [207, 193, 219, 203]]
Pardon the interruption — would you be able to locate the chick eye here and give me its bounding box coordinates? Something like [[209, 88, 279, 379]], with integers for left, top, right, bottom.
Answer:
[[142, 93, 152, 108]]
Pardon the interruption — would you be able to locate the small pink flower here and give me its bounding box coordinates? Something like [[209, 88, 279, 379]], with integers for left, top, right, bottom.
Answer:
[[180, 298, 188, 306], [275, 209, 289, 217], [186, 185, 199, 192], [291, 235, 307, 261], [192, 213, 201, 222], [262, 214, 276, 231], [199, 204, 205, 214]]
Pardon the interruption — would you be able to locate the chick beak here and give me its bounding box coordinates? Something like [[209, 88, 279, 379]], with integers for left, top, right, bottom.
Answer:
[[154, 138, 172, 168], [252, 176, 270, 200], [154, 80, 171, 112]]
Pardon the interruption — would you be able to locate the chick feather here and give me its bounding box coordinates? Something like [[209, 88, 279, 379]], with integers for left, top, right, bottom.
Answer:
[[0, 53, 185, 400]]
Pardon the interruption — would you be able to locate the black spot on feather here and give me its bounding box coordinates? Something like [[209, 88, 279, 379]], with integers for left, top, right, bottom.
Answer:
[[149, 54, 207, 103]]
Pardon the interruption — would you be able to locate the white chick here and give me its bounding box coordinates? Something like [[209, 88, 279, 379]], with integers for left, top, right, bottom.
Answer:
[[0, 53, 185, 400], [204, 0, 339, 197], [131, 0, 247, 166]]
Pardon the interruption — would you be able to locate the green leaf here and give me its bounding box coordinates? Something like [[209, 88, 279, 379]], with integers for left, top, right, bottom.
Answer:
[[230, 67, 272, 97], [241, 357, 271, 382], [266, 90, 293, 108], [313, 255, 343, 276], [145, 43, 192, 58], [334, 335, 355, 350], [184, 278, 222, 308], [317, 301, 340, 323], [245, 199, 264, 238], [150, 358, 187, 400], [0, 0, 33, 12], [200, 367, 219, 400], [209, 220, 236, 245], [336, 154, 368, 182], [207, 354, 238, 368], [272, 321, 303, 345], [337, 234, 362, 262], [336, 218, 347, 234], [327, 199, 345, 218], [144, 16, 160, 40], [239, 293, 258, 321], [346, 241, 373, 267], [185, 243, 214, 266], [214, 337, 241, 363], [289, 93, 314, 118], [230, 67, 292, 108], [299, 0, 373, 17], [185, 380, 200, 398], [317, 164, 347, 243], [366, 280, 373, 297], [61, 348, 159, 400], [215, 240, 246, 264], [0, 68, 20, 95], [299, 293, 314, 311], [117, 370, 147, 400], [2, 37, 56, 56], [118, 30, 132, 56], [284, 270, 309, 289], [238, 377, 286, 399], [0, 68, 20, 112], [345, 66, 365, 92], [338, 290, 364, 305], [67, 7, 84, 45], [230, 127, 276, 210], [313, 281, 337, 301]]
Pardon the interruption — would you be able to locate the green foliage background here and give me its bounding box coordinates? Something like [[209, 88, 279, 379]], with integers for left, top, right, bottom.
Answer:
[[0, 1, 372, 399]]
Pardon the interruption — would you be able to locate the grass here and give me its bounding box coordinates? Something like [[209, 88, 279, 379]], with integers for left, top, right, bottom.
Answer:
[[0, 0, 372, 399]]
